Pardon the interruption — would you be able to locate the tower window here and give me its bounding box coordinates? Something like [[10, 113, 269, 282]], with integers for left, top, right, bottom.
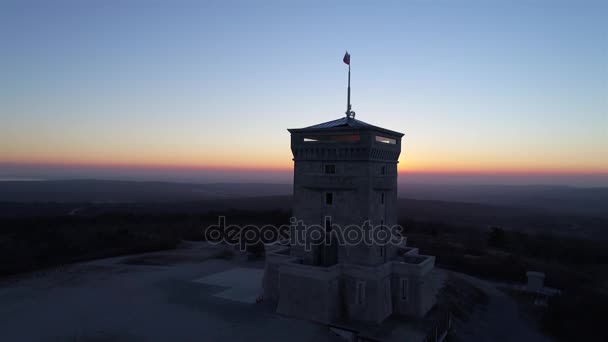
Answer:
[[381, 165, 386, 175], [376, 136, 396, 144], [400, 278, 409, 301], [379, 220, 385, 257], [356, 281, 366, 305], [384, 280, 391, 312], [381, 192, 385, 205], [325, 216, 332, 232], [304, 134, 360, 142], [325, 192, 333, 205], [324, 164, 336, 174]]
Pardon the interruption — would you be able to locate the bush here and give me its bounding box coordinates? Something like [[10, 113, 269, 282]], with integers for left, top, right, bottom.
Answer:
[[487, 226, 506, 248], [543, 289, 608, 341]]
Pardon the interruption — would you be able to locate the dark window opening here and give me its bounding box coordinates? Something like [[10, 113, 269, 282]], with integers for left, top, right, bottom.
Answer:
[[379, 220, 385, 257], [400, 278, 409, 301], [381, 192, 385, 205], [325, 216, 332, 232], [325, 192, 333, 205], [356, 281, 366, 304], [324, 164, 336, 174], [381, 165, 386, 175]]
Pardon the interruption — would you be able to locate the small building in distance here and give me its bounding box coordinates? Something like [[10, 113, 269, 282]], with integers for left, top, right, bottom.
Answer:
[[263, 114, 441, 324]]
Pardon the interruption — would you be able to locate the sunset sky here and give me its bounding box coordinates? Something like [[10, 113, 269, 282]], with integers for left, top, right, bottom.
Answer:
[[1, 0, 607, 185]]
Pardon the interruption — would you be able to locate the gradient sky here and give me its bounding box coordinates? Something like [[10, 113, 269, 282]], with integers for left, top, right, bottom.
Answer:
[[1, 0, 607, 185]]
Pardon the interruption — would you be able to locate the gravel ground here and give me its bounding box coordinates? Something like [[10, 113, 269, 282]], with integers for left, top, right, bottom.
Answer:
[[0, 242, 329, 342]]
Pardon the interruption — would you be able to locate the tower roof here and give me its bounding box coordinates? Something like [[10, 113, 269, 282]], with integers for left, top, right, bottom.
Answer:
[[288, 117, 404, 137]]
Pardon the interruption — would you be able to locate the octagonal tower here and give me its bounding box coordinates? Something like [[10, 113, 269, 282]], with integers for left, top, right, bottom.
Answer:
[[288, 116, 404, 267]]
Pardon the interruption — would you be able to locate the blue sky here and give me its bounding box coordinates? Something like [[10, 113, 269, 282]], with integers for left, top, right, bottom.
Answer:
[[0, 0, 606, 185]]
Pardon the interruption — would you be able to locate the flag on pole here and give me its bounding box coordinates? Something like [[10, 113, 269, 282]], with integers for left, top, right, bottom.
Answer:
[[343, 51, 350, 65]]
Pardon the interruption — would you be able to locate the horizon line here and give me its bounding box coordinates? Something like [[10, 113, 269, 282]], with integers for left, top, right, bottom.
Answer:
[[2, 161, 608, 176]]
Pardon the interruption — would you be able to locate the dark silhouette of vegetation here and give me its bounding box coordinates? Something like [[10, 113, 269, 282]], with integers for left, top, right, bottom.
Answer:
[[1, 205, 606, 341], [487, 226, 506, 248], [400, 217, 608, 342], [543, 288, 608, 341], [0, 209, 290, 276]]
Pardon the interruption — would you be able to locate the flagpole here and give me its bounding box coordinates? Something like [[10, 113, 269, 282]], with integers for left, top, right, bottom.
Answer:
[[343, 51, 353, 118], [346, 63, 351, 117]]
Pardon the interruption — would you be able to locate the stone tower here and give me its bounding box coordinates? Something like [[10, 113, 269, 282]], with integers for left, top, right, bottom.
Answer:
[[263, 115, 439, 324], [287, 116, 403, 267]]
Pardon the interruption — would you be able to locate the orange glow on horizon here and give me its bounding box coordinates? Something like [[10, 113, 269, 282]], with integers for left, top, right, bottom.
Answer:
[[3, 125, 606, 176], [2, 158, 607, 176]]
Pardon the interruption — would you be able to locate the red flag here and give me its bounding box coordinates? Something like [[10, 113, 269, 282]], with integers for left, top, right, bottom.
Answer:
[[343, 51, 350, 65]]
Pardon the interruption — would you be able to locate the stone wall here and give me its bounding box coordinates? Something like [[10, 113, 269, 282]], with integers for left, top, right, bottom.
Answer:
[[276, 261, 341, 324]]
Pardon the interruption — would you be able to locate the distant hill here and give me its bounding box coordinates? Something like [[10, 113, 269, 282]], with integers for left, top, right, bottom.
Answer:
[[1, 179, 606, 240], [398, 183, 608, 219], [0, 180, 292, 203], [1, 179, 606, 218]]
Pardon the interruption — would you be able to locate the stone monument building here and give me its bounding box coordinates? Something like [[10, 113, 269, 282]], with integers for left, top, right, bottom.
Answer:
[[263, 114, 439, 324]]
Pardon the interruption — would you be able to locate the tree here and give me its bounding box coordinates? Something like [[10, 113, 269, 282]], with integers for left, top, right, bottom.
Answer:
[[488, 226, 506, 248]]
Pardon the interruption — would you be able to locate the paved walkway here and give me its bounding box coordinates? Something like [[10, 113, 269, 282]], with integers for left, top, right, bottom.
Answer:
[[193, 267, 264, 303], [448, 271, 554, 342], [0, 243, 329, 342]]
